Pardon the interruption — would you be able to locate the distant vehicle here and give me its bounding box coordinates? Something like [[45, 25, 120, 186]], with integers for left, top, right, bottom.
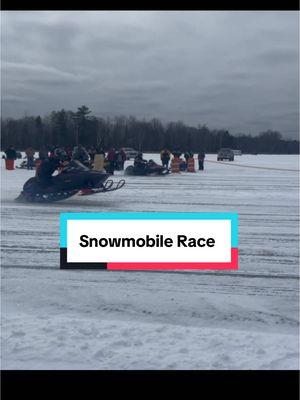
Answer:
[[121, 147, 139, 160], [232, 149, 242, 156], [217, 148, 234, 161]]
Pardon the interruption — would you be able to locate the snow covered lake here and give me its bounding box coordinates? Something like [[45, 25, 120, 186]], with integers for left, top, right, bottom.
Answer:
[[1, 153, 299, 369]]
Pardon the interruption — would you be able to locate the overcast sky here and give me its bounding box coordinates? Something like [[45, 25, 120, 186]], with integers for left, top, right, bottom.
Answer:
[[1, 11, 299, 138]]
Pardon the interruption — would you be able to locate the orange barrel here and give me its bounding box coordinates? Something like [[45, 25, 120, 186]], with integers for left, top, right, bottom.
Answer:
[[187, 157, 195, 172], [171, 156, 180, 173], [5, 159, 14, 170]]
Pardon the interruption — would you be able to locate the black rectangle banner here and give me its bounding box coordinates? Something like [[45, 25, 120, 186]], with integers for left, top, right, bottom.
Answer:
[[60, 248, 107, 269]]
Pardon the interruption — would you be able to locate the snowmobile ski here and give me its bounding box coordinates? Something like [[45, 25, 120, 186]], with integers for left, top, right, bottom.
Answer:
[[77, 179, 125, 196]]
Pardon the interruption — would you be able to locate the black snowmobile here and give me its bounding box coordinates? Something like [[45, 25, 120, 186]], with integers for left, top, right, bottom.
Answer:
[[16, 160, 125, 203], [125, 159, 170, 176]]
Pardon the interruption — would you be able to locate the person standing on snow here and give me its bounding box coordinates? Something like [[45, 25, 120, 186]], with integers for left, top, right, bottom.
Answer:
[[4, 145, 17, 170], [119, 148, 127, 170], [107, 148, 116, 175], [198, 151, 205, 170], [160, 148, 171, 168], [25, 147, 35, 170], [114, 150, 120, 170], [4, 145, 17, 160]]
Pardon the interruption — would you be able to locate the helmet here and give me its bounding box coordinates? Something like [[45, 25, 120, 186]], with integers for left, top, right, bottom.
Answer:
[[54, 148, 67, 161]]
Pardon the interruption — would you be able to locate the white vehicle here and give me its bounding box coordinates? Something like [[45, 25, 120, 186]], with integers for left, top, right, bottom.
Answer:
[[121, 147, 139, 160], [232, 149, 242, 156], [217, 148, 234, 161]]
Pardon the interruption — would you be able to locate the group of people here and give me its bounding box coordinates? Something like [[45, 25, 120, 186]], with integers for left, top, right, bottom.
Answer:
[[160, 148, 205, 171], [105, 148, 127, 174], [36, 145, 129, 186], [3, 144, 128, 175], [4, 144, 206, 176], [48, 145, 127, 175]]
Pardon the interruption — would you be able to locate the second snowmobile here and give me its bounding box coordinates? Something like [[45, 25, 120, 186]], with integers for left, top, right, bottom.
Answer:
[[125, 159, 170, 176]]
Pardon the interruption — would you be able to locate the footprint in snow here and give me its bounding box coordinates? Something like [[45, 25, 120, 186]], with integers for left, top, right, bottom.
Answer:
[[178, 348, 189, 354], [10, 331, 25, 338]]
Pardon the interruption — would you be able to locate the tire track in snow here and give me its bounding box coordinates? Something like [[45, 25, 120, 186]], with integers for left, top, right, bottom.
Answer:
[[1, 263, 299, 280]]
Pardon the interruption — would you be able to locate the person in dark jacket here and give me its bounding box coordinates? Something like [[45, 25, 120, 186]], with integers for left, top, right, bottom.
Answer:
[[134, 152, 148, 173], [65, 147, 73, 161], [184, 150, 194, 163], [38, 147, 48, 161], [119, 149, 127, 170], [36, 149, 65, 187], [198, 151, 205, 170], [4, 146, 17, 170], [172, 149, 182, 158], [96, 147, 106, 157], [72, 144, 90, 166], [114, 150, 122, 171], [4, 146, 17, 160], [88, 146, 97, 162], [160, 148, 171, 168]]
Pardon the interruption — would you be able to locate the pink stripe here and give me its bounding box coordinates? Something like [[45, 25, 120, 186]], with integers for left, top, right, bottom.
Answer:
[[108, 248, 238, 270]]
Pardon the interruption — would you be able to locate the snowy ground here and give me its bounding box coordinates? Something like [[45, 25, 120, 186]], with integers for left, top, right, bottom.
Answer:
[[1, 153, 299, 369]]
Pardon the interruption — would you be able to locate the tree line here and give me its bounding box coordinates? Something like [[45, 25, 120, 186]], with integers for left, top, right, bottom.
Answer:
[[1, 105, 299, 154]]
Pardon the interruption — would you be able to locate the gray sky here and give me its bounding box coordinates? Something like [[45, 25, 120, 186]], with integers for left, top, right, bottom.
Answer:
[[1, 11, 299, 138]]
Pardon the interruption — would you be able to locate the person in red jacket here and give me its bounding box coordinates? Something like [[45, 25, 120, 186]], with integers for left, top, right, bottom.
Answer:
[[107, 148, 116, 175]]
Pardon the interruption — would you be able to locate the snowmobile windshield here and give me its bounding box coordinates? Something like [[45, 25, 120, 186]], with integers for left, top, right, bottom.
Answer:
[[62, 160, 90, 173]]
